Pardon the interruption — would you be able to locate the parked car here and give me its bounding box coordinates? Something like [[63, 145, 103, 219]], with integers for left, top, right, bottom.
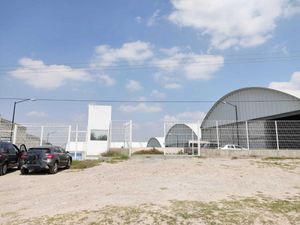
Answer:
[[0, 141, 27, 175], [21, 146, 72, 174], [221, 144, 245, 150]]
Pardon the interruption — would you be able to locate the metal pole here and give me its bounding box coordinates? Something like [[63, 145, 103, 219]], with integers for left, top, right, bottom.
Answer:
[[10, 102, 17, 142], [12, 124, 18, 144], [68, 125, 71, 144], [75, 124, 79, 152], [197, 120, 201, 156], [40, 126, 44, 146], [216, 121, 220, 149], [235, 105, 239, 145], [163, 122, 166, 155], [129, 120, 132, 157], [275, 121, 279, 150], [246, 121, 250, 150]]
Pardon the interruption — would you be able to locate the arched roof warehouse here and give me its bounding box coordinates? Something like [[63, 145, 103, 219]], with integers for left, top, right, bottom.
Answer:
[[165, 123, 198, 147], [200, 87, 300, 149], [147, 137, 164, 148], [201, 87, 300, 128]]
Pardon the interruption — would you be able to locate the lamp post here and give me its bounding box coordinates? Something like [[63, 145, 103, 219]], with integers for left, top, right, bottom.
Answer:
[[10, 98, 36, 142], [222, 101, 239, 145]]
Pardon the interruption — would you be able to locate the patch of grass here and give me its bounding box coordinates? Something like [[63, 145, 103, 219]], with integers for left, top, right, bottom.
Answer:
[[257, 158, 300, 170], [101, 150, 129, 164], [71, 160, 101, 170], [133, 148, 163, 155], [7, 196, 300, 225], [264, 157, 300, 160]]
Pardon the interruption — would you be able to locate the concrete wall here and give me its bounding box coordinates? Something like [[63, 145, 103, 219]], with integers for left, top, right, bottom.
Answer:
[[199, 149, 300, 158]]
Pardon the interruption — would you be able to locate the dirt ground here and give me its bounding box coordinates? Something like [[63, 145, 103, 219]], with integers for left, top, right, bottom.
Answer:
[[0, 156, 300, 225]]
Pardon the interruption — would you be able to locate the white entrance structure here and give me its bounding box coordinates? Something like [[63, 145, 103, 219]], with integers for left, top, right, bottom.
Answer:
[[86, 105, 111, 158]]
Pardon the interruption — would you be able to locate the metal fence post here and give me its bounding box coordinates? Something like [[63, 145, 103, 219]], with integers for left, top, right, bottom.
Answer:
[[75, 124, 79, 152], [107, 121, 112, 151], [216, 121, 220, 149], [40, 126, 44, 146], [275, 121, 279, 150], [198, 120, 201, 156], [12, 124, 18, 144], [246, 121, 250, 150], [129, 120, 132, 157], [68, 125, 71, 144], [163, 122, 166, 155]]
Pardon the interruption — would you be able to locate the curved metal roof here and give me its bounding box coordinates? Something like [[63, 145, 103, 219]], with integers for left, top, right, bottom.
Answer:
[[201, 87, 300, 128], [147, 137, 164, 148]]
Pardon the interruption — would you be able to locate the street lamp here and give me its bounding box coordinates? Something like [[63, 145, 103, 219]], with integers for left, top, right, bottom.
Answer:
[[10, 98, 36, 142], [222, 101, 239, 145]]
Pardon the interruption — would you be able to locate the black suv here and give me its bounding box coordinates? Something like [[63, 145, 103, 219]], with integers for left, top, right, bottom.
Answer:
[[21, 146, 72, 174], [0, 141, 27, 175]]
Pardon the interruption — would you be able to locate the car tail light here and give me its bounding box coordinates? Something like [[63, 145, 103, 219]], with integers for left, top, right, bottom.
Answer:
[[20, 152, 25, 160], [46, 153, 54, 159]]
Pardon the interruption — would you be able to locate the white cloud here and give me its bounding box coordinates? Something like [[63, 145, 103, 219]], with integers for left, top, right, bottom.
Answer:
[[169, 0, 300, 49], [119, 103, 162, 113], [154, 49, 224, 81], [9, 58, 91, 89], [269, 71, 300, 96], [154, 72, 183, 89], [126, 80, 143, 92], [164, 83, 183, 89], [99, 74, 116, 86], [151, 90, 166, 98], [92, 41, 153, 67], [135, 16, 143, 23], [26, 111, 48, 118], [183, 54, 224, 80], [164, 111, 206, 121], [147, 10, 160, 26]]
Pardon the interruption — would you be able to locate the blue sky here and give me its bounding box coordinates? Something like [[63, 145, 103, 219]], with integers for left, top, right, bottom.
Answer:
[[1, 0, 300, 140]]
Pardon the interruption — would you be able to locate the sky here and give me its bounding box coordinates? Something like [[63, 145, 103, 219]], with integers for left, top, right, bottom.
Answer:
[[0, 0, 300, 141]]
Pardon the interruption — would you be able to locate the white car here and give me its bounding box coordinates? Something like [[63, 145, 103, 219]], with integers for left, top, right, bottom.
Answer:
[[221, 144, 245, 150]]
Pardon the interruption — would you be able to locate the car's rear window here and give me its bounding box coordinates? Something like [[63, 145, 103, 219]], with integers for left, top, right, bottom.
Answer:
[[28, 148, 51, 154]]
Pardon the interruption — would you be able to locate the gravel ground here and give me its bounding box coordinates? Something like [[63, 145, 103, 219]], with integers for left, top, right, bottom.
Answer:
[[0, 156, 299, 224]]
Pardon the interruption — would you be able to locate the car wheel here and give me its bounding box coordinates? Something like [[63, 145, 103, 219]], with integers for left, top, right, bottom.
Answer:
[[0, 163, 8, 176], [21, 168, 29, 175], [49, 162, 58, 174], [66, 159, 71, 169]]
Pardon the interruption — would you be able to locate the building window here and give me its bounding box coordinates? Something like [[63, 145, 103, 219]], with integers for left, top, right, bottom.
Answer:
[[90, 129, 108, 141]]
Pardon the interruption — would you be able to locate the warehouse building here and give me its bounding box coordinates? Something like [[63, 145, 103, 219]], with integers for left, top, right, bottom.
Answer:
[[147, 137, 164, 148], [201, 87, 300, 149]]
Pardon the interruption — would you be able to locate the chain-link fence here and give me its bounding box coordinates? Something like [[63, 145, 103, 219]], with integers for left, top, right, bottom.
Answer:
[[107, 120, 132, 155], [164, 120, 300, 155], [0, 120, 132, 159]]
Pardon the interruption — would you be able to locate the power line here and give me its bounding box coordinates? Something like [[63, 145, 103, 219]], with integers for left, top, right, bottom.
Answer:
[[0, 54, 299, 74], [0, 97, 300, 103]]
